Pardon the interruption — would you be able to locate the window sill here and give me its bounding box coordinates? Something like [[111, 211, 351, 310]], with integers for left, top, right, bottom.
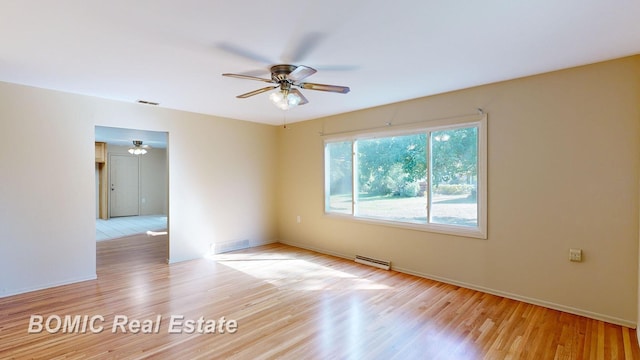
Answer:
[[323, 213, 487, 239]]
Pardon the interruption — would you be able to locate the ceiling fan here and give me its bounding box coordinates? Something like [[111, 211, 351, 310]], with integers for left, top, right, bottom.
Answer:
[[128, 140, 151, 155], [222, 64, 350, 110]]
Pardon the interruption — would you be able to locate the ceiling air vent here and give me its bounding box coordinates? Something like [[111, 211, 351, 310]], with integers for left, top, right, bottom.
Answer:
[[137, 99, 159, 106]]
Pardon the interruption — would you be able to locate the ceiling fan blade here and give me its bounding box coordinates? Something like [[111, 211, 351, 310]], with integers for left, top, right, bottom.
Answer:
[[222, 73, 274, 83], [216, 42, 274, 64], [290, 88, 309, 105], [237, 86, 278, 98], [288, 65, 317, 82], [299, 82, 350, 94], [313, 64, 360, 71], [282, 32, 326, 63]]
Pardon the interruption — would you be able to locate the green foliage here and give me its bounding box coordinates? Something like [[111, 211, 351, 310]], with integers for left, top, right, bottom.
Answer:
[[400, 181, 421, 197], [433, 184, 475, 195], [328, 126, 478, 199], [357, 133, 427, 196], [431, 127, 477, 187]]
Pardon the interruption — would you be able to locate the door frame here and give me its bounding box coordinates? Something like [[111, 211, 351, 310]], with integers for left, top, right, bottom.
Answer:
[[97, 160, 109, 219]]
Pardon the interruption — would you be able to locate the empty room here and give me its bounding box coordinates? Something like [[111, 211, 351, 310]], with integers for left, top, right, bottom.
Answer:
[[1, 1, 639, 359]]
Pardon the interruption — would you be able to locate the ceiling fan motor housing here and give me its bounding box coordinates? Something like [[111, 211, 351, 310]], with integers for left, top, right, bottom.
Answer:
[[270, 64, 297, 82]]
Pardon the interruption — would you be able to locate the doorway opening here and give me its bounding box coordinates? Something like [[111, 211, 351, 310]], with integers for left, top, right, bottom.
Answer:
[[94, 126, 168, 243]]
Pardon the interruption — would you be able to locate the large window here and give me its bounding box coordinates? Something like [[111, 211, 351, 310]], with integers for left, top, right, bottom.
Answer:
[[324, 116, 486, 238]]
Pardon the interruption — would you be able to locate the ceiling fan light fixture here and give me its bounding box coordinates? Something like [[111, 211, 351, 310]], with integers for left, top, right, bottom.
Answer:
[[269, 91, 302, 110], [128, 140, 148, 155], [128, 147, 147, 155]]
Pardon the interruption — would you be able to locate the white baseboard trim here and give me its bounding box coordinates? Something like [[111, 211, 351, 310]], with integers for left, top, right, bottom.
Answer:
[[0, 274, 97, 298], [279, 239, 354, 262], [393, 266, 636, 328], [168, 239, 278, 264], [278, 240, 636, 328], [213, 238, 277, 254]]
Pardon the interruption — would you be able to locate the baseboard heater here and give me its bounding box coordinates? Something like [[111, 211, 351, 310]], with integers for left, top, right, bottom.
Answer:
[[355, 255, 391, 270]]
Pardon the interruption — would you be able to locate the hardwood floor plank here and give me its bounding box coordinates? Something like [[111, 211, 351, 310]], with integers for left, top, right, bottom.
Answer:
[[0, 234, 638, 359]]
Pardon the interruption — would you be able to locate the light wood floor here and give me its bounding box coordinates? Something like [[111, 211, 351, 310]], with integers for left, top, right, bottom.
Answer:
[[1, 234, 638, 359]]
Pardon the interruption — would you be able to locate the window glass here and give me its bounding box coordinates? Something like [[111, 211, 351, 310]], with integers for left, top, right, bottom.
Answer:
[[429, 127, 478, 227], [325, 141, 352, 214], [324, 118, 485, 238], [356, 133, 427, 223]]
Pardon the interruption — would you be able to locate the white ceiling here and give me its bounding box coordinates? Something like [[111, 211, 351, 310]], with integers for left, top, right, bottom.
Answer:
[[1, 1, 639, 126]]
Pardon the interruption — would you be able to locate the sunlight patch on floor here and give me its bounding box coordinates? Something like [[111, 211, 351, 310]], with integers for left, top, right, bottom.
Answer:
[[209, 252, 390, 291]]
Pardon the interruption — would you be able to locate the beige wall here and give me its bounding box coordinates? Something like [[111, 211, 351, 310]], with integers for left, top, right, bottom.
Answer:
[[0, 81, 278, 296], [276, 56, 640, 326]]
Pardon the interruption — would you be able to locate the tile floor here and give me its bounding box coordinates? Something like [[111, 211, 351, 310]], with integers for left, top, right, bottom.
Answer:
[[96, 215, 167, 241]]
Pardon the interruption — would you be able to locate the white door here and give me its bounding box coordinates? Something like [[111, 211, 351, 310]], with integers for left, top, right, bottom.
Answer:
[[110, 154, 140, 217]]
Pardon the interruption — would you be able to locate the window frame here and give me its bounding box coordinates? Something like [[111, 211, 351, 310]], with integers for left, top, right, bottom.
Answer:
[[323, 114, 487, 239]]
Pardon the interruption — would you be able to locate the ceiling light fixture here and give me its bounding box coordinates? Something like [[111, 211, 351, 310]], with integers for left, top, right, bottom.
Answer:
[[268, 82, 304, 111], [128, 140, 148, 155], [269, 91, 302, 110]]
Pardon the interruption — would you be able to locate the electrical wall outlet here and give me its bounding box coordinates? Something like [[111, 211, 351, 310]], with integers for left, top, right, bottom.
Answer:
[[296, 215, 301, 224], [569, 248, 582, 262]]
